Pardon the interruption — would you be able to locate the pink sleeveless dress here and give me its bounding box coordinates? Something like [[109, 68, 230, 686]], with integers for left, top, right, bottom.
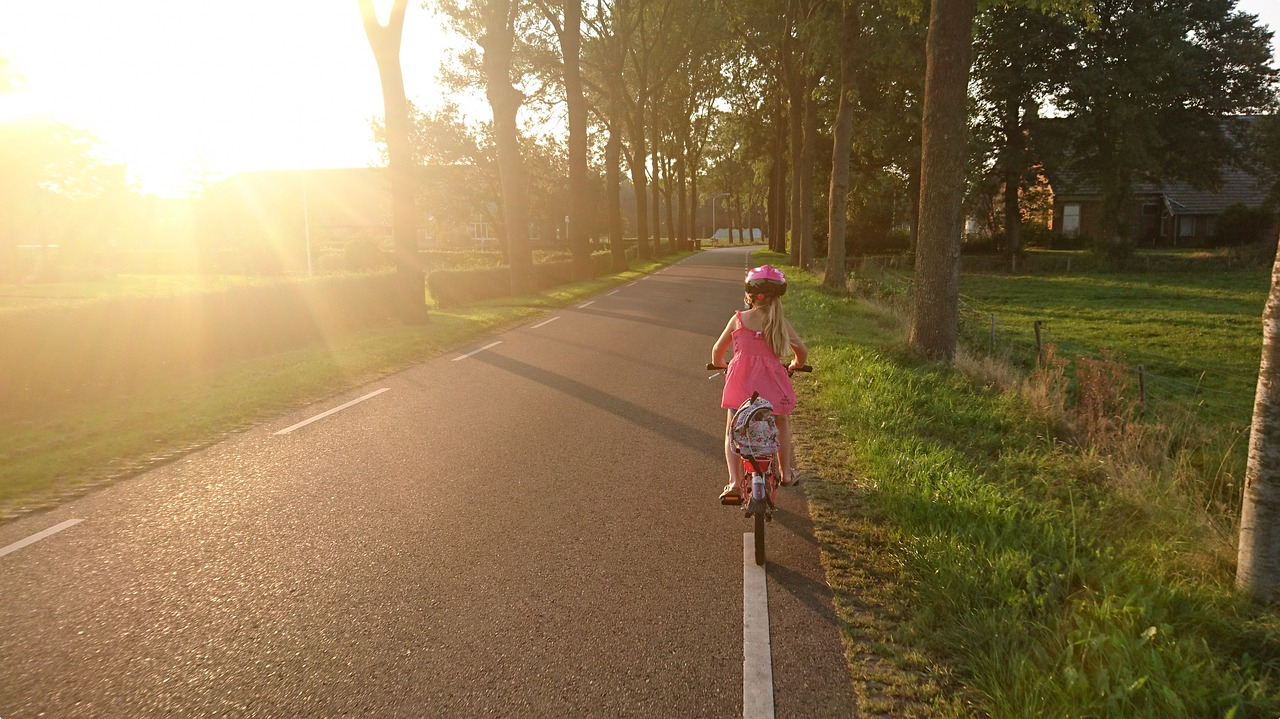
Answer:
[[721, 311, 795, 415]]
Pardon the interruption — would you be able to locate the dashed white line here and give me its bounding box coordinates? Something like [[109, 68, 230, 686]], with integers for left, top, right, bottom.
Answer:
[[578, 300, 595, 309], [0, 519, 83, 559], [607, 290, 620, 296], [532, 317, 561, 329], [452, 340, 503, 361], [743, 533, 775, 719], [275, 388, 392, 435]]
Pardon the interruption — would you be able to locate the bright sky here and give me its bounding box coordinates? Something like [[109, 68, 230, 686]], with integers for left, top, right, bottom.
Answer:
[[0, 0, 468, 196], [0, 0, 1277, 197]]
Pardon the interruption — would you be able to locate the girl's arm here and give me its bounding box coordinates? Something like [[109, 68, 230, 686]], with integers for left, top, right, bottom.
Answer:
[[711, 316, 736, 366], [785, 319, 809, 369]]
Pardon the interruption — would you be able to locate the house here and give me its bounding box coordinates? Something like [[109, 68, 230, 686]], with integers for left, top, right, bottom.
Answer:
[[1050, 166, 1277, 246]]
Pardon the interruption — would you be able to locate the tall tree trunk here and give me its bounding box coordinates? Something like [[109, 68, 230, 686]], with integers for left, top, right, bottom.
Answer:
[[800, 84, 818, 270], [825, 1, 860, 289], [628, 113, 651, 260], [664, 155, 678, 253], [676, 154, 688, 251], [1001, 98, 1023, 273], [562, 0, 591, 280], [785, 0, 805, 265], [908, 0, 977, 362], [606, 121, 628, 272], [770, 103, 788, 254], [650, 144, 663, 254], [360, 0, 425, 322], [689, 169, 700, 240], [480, 1, 534, 295], [787, 77, 805, 264], [1238, 236, 1280, 602]]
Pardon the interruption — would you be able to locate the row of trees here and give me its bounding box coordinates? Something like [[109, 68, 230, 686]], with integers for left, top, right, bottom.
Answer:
[[361, 0, 1280, 598]]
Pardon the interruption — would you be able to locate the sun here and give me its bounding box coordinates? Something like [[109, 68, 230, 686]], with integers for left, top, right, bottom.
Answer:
[[0, 0, 452, 196]]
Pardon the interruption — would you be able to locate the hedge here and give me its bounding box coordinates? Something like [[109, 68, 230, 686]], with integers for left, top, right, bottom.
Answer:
[[0, 271, 401, 412], [426, 249, 637, 308]]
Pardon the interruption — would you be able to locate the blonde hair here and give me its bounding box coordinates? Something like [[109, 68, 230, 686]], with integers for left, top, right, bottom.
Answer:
[[753, 295, 790, 358]]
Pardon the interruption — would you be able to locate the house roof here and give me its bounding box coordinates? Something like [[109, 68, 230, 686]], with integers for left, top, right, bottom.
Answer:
[[1054, 166, 1273, 215]]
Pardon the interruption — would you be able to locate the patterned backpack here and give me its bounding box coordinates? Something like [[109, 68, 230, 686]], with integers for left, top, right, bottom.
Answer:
[[730, 393, 780, 458]]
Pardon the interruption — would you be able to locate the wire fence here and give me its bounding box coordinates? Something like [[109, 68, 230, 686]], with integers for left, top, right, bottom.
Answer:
[[853, 266, 1256, 429]]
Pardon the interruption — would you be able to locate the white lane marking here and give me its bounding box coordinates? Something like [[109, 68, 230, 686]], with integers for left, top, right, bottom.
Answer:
[[532, 317, 561, 329], [578, 300, 595, 309], [0, 519, 83, 559], [274, 388, 391, 435], [743, 533, 775, 719], [451, 341, 503, 362], [627, 282, 638, 287], [607, 290, 620, 296]]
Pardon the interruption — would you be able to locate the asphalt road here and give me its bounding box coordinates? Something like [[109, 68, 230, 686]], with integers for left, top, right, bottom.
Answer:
[[0, 246, 856, 718]]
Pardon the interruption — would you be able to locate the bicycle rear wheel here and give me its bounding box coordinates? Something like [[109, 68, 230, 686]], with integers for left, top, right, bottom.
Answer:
[[754, 512, 765, 565]]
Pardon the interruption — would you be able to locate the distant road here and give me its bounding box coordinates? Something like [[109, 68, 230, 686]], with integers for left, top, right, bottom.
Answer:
[[0, 247, 856, 718]]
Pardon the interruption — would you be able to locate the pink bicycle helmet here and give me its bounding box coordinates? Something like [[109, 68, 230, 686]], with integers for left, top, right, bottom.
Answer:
[[745, 264, 787, 299]]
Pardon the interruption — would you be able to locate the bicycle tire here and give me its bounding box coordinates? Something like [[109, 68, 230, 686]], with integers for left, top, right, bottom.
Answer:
[[754, 511, 765, 565]]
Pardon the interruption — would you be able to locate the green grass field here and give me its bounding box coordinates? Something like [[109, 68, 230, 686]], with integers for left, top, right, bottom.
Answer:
[[956, 272, 1269, 427], [762, 251, 1280, 718]]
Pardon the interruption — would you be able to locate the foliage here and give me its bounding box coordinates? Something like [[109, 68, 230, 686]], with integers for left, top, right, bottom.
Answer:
[[1215, 203, 1276, 246], [1053, 0, 1279, 241]]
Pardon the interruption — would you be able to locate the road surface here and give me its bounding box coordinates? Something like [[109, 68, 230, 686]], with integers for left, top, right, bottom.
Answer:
[[0, 246, 856, 718]]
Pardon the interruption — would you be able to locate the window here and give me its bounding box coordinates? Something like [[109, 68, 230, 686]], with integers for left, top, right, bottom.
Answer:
[[1178, 216, 1195, 238], [1062, 204, 1081, 237]]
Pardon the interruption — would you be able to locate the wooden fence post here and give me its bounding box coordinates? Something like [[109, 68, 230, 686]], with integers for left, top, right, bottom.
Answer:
[[1138, 365, 1147, 410], [1034, 320, 1044, 368]]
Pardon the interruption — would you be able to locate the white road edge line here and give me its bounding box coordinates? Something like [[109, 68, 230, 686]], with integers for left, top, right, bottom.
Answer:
[[743, 533, 775, 719], [451, 341, 503, 362], [274, 388, 391, 435], [578, 300, 595, 309], [0, 518, 83, 559], [532, 317, 561, 329]]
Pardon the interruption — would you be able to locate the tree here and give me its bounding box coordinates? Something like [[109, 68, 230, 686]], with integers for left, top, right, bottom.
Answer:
[[824, 0, 861, 290], [907, 0, 977, 361], [534, 0, 593, 279], [971, 5, 1072, 270], [360, 0, 426, 321], [1239, 234, 1280, 602], [1054, 0, 1277, 244]]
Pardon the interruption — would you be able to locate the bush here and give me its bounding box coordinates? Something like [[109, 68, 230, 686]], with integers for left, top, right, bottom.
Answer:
[[1214, 204, 1274, 246], [426, 266, 511, 308], [344, 239, 391, 271], [1089, 234, 1134, 265]]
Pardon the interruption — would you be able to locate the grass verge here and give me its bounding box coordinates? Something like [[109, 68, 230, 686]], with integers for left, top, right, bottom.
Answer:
[[0, 254, 690, 522], [756, 251, 1280, 718]]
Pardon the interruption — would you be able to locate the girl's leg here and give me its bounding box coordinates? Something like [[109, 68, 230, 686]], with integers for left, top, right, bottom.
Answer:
[[775, 414, 795, 485], [723, 410, 743, 490]]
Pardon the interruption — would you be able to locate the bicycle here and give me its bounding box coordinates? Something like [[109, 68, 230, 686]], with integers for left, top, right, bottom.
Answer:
[[707, 362, 812, 565]]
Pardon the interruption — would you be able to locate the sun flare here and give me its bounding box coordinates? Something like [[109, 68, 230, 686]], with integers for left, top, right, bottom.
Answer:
[[0, 0, 450, 196]]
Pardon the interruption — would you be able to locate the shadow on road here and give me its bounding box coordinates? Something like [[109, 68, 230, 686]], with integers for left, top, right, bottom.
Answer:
[[472, 352, 723, 456]]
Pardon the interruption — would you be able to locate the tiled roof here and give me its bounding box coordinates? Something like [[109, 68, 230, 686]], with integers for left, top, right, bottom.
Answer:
[[1054, 167, 1273, 214]]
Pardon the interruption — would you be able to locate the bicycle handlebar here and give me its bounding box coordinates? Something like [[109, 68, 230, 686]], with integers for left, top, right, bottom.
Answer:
[[707, 362, 813, 373]]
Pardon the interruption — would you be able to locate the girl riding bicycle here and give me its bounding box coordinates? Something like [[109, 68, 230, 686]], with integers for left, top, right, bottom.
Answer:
[[711, 264, 808, 501]]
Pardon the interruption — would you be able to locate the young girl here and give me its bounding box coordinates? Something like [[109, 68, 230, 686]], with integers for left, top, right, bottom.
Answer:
[[711, 264, 808, 501]]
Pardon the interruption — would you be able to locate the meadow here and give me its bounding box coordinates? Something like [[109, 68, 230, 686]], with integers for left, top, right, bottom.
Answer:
[[777, 251, 1280, 717]]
